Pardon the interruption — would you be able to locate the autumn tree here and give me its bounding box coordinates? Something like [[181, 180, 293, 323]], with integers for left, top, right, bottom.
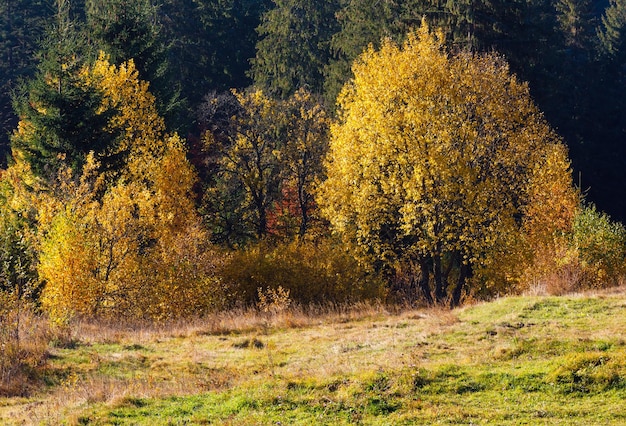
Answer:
[[319, 24, 578, 307], [325, 0, 410, 104], [0, 168, 37, 300], [33, 55, 215, 322], [201, 89, 283, 243], [39, 144, 214, 322], [200, 88, 329, 244], [85, 0, 186, 131], [279, 88, 329, 237]]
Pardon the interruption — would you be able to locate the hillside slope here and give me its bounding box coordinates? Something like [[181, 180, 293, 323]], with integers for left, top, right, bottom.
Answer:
[[1, 291, 625, 424]]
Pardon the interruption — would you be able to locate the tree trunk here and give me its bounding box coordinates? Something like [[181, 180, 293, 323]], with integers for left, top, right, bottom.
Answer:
[[298, 189, 308, 237], [450, 262, 472, 308], [419, 258, 434, 305], [434, 252, 447, 304], [257, 206, 267, 238]]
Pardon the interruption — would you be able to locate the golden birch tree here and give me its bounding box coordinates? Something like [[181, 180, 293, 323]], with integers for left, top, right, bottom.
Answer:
[[37, 55, 215, 322], [318, 23, 578, 306]]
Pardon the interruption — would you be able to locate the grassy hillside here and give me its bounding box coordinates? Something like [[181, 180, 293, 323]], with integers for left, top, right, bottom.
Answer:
[[1, 290, 626, 425]]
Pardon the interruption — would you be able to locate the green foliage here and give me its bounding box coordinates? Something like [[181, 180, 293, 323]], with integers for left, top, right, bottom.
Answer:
[[0, 173, 37, 299], [216, 239, 386, 306], [570, 203, 626, 288], [251, 0, 340, 98], [556, 0, 598, 49], [598, 0, 626, 59], [161, 0, 271, 124], [85, 0, 162, 74], [325, 0, 413, 104], [0, 0, 52, 165], [10, 1, 119, 179]]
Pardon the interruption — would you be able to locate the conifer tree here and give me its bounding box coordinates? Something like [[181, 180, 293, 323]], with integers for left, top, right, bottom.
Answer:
[[598, 0, 626, 60], [251, 0, 340, 99], [10, 0, 119, 179], [0, 0, 52, 165]]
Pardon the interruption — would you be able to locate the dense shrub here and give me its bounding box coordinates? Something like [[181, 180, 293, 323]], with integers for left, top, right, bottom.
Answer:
[[532, 204, 626, 294], [0, 172, 38, 300], [571, 204, 626, 289], [216, 239, 386, 307]]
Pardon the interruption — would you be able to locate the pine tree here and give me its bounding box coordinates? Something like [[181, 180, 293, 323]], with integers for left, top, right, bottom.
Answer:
[[0, 0, 52, 166], [10, 0, 119, 178], [251, 0, 341, 99]]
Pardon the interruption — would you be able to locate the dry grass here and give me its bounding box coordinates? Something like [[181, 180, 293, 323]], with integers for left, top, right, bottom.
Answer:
[[0, 300, 448, 424], [0, 300, 54, 398], [2, 288, 626, 424], [68, 301, 393, 345]]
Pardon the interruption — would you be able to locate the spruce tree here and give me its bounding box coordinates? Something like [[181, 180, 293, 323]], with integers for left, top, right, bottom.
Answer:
[[10, 0, 118, 178], [251, 0, 341, 99], [0, 0, 51, 165], [598, 0, 626, 60]]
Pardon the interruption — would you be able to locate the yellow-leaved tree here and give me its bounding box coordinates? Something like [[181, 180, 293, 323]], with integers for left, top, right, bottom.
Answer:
[[318, 23, 578, 306], [201, 89, 283, 242], [37, 55, 215, 322], [279, 88, 330, 238], [200, 88, 330, 243]]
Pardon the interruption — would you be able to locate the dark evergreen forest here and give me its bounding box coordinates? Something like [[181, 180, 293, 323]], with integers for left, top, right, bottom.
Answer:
[[1, 0, 624, 224]]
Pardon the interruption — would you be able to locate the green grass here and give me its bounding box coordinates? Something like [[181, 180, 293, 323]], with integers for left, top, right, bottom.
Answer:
[[2, 291, 626, 424]]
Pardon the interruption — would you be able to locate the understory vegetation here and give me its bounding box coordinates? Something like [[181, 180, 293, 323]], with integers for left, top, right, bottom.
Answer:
[[1, 290, 625, 424]]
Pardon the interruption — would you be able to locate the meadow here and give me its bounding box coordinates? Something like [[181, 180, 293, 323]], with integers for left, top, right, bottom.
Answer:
[[1, 289, 625, 425]]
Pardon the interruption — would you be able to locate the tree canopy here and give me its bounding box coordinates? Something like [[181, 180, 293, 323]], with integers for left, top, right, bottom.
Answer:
[[1, 0, 625, 316], [319, 24, 578, 306]]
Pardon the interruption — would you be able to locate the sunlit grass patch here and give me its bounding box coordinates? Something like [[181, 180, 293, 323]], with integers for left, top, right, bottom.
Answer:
[[2, 291, 626, 424]]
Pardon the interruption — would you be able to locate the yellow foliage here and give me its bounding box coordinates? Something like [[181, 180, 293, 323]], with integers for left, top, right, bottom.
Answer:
[[84, 52, 166, 179], [39, 149, 215, 322], [203, 89, 283, 239], [318, 22, 578, 302], [281, 88, 330, 237], [216, 239, 386, 306], [35, 55, 216, 322]]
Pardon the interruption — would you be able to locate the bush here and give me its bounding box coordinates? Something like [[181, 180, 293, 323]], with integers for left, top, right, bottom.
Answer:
[[520, 204, 626, 295], [0, 173, 39, 300], [570, 204, 626, 289], [216, 239, 386, 307]]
